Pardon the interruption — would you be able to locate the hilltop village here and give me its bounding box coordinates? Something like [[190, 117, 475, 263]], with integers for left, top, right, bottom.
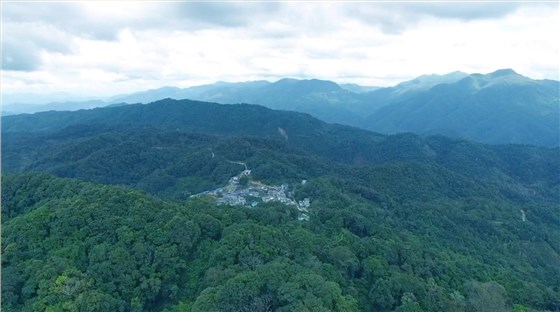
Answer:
[[190, 169, 311, 221]]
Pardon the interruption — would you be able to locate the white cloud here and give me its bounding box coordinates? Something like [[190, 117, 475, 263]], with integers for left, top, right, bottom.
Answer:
[[1, 2, 558, 97]]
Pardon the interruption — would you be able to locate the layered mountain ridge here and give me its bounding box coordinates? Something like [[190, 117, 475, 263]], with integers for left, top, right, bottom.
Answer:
[[4, 69, 558, 147]]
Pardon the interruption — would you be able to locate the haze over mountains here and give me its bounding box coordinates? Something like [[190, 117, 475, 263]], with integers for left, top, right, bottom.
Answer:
[[3, 69, 558, 146]]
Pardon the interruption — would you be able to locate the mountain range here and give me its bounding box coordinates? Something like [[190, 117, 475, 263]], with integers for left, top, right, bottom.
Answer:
[[3, 69, 558, 147], [364, 69, 560, 146]]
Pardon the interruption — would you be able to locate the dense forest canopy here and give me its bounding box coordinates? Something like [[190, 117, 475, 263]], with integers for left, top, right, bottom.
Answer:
[[2, 99, 559, 311]]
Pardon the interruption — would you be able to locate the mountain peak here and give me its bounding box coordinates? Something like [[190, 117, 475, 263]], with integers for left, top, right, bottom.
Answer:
[[392, 71, 469, 93], [459, 69, 529, 90], [273, 78, 343, 92], [488, 68, 519, 78]]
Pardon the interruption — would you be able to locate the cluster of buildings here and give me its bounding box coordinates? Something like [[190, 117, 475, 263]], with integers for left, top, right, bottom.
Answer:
[[190, 170, 311, 221]]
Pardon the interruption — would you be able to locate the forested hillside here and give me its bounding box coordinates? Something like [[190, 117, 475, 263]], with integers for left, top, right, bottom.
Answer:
[[364, 69, 560, 146], [108, 69, 560, 146], [7, 69, 557, 146], [2, 99, 559, 311]]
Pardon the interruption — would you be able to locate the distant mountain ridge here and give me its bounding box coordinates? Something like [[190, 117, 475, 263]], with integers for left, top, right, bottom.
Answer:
[[2, 100, 110, 116], [4, 69, 558, 146], [81, 69, 560, 147], [107, 78, 370, 126], [364, 69, 559, 146]]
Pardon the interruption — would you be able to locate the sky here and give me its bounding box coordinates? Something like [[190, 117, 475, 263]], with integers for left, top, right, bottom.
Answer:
[[1, 1, 559, 100]]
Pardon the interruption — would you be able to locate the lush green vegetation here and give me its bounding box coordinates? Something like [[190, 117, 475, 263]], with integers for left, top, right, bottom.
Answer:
[[2, 99, 559, 311], [3, 170, 559, 311]]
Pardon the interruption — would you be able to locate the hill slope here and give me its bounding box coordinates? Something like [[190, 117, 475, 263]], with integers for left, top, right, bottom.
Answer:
[[111, 78, 371, 125], [364, 69, 560, 146], [109, 70, 560, 146], [2, 98, 560, 311]]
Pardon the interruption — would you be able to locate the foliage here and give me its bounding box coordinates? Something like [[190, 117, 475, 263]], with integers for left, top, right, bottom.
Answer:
[[2, 100, 560, 311]]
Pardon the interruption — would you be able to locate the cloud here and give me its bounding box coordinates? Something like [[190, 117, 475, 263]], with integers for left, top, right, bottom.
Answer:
[[2, 2, 280, 40], [1, 2, 282, 71], [1, 21, 75, 71], [2, 41, 41, 71], [1, 2, 558, 95], [3, 3, 151, 41], [344, 2, 550, 34], [402, 2, 522, 20], [169, 2, 280, 28], [2, 3, 79, 24]]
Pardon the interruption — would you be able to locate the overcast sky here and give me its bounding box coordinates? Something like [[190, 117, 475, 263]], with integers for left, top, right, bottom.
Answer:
[[2, 1, 559, 98]]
